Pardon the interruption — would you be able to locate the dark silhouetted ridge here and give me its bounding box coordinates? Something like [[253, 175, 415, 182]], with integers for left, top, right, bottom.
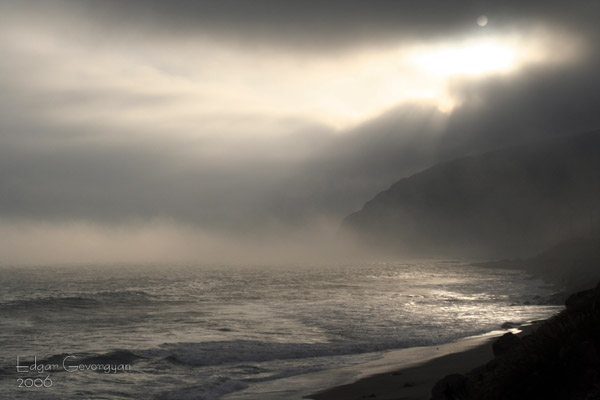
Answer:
[[343, 130, 600, 257]]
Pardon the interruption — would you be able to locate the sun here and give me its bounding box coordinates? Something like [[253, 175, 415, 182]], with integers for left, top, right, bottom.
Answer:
[[477, 15, 489, 27]]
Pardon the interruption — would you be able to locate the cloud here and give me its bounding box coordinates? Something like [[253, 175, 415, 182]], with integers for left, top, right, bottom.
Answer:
[[1, 0, 600, 263], [8, 1, 594, 52]]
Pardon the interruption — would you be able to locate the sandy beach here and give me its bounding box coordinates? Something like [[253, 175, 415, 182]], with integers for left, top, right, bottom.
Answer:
[[305, 323, 546, 400], [305, 334, 501, 400], [221, 329, 521, 399]]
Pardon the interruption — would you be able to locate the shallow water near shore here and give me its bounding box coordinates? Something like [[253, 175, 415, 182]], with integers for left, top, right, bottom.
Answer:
[[224, 329, 512, 400], [0, 261, 562, 399]]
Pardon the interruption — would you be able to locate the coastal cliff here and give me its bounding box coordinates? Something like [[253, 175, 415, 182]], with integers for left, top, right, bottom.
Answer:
[[343, 130, 600, 257]]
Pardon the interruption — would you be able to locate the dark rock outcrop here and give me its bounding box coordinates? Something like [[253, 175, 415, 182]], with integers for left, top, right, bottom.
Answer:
[[492, 332, 521, 357], [500, 321, 520, 329], [431, 281, 600, 400], [431, 374, 467, 400]]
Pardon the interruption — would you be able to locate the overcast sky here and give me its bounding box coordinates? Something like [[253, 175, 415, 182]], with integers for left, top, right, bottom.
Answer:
[[1, 0, 599, 263]]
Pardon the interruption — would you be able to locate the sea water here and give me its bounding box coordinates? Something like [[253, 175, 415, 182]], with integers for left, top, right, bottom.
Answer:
[[0, 261, 562, 399]]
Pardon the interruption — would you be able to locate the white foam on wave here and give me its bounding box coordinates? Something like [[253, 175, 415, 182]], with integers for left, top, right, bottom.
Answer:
[[152, 339, 421, 367]]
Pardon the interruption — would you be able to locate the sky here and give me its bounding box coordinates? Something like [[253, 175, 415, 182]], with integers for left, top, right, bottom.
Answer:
[[1, 0, 599, 264]]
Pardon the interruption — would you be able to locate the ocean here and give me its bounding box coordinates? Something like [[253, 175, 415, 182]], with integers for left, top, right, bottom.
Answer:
[[0, 261, 562, 399]]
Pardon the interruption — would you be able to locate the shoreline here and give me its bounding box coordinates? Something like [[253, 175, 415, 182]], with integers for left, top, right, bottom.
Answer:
[[303, 325, 538, 400], [222, 328, 533, 400]]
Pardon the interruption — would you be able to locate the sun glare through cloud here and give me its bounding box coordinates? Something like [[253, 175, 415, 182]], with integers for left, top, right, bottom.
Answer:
[[409, 40, 518, 77], [0, 19, 584, 133], [403, 29, 583, 113]]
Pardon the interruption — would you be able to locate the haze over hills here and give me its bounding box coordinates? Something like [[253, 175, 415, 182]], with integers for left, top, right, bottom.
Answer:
[[525, 231, 600, 290], [343, 130, 600, 257]]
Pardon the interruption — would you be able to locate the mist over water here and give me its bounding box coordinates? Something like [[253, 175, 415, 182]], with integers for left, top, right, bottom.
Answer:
[[0, 218, 368, 265]]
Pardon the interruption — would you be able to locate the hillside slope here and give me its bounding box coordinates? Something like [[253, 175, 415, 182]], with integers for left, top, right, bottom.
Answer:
[[343, 130, 600, 257]]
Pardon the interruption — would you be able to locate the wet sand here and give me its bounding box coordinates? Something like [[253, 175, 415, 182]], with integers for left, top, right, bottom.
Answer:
[[305, 325, 539, 400], [305, 337, 496, 400]]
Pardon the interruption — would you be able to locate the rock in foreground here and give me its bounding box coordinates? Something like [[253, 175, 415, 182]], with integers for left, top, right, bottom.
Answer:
[[431, 281, 600, 400]]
